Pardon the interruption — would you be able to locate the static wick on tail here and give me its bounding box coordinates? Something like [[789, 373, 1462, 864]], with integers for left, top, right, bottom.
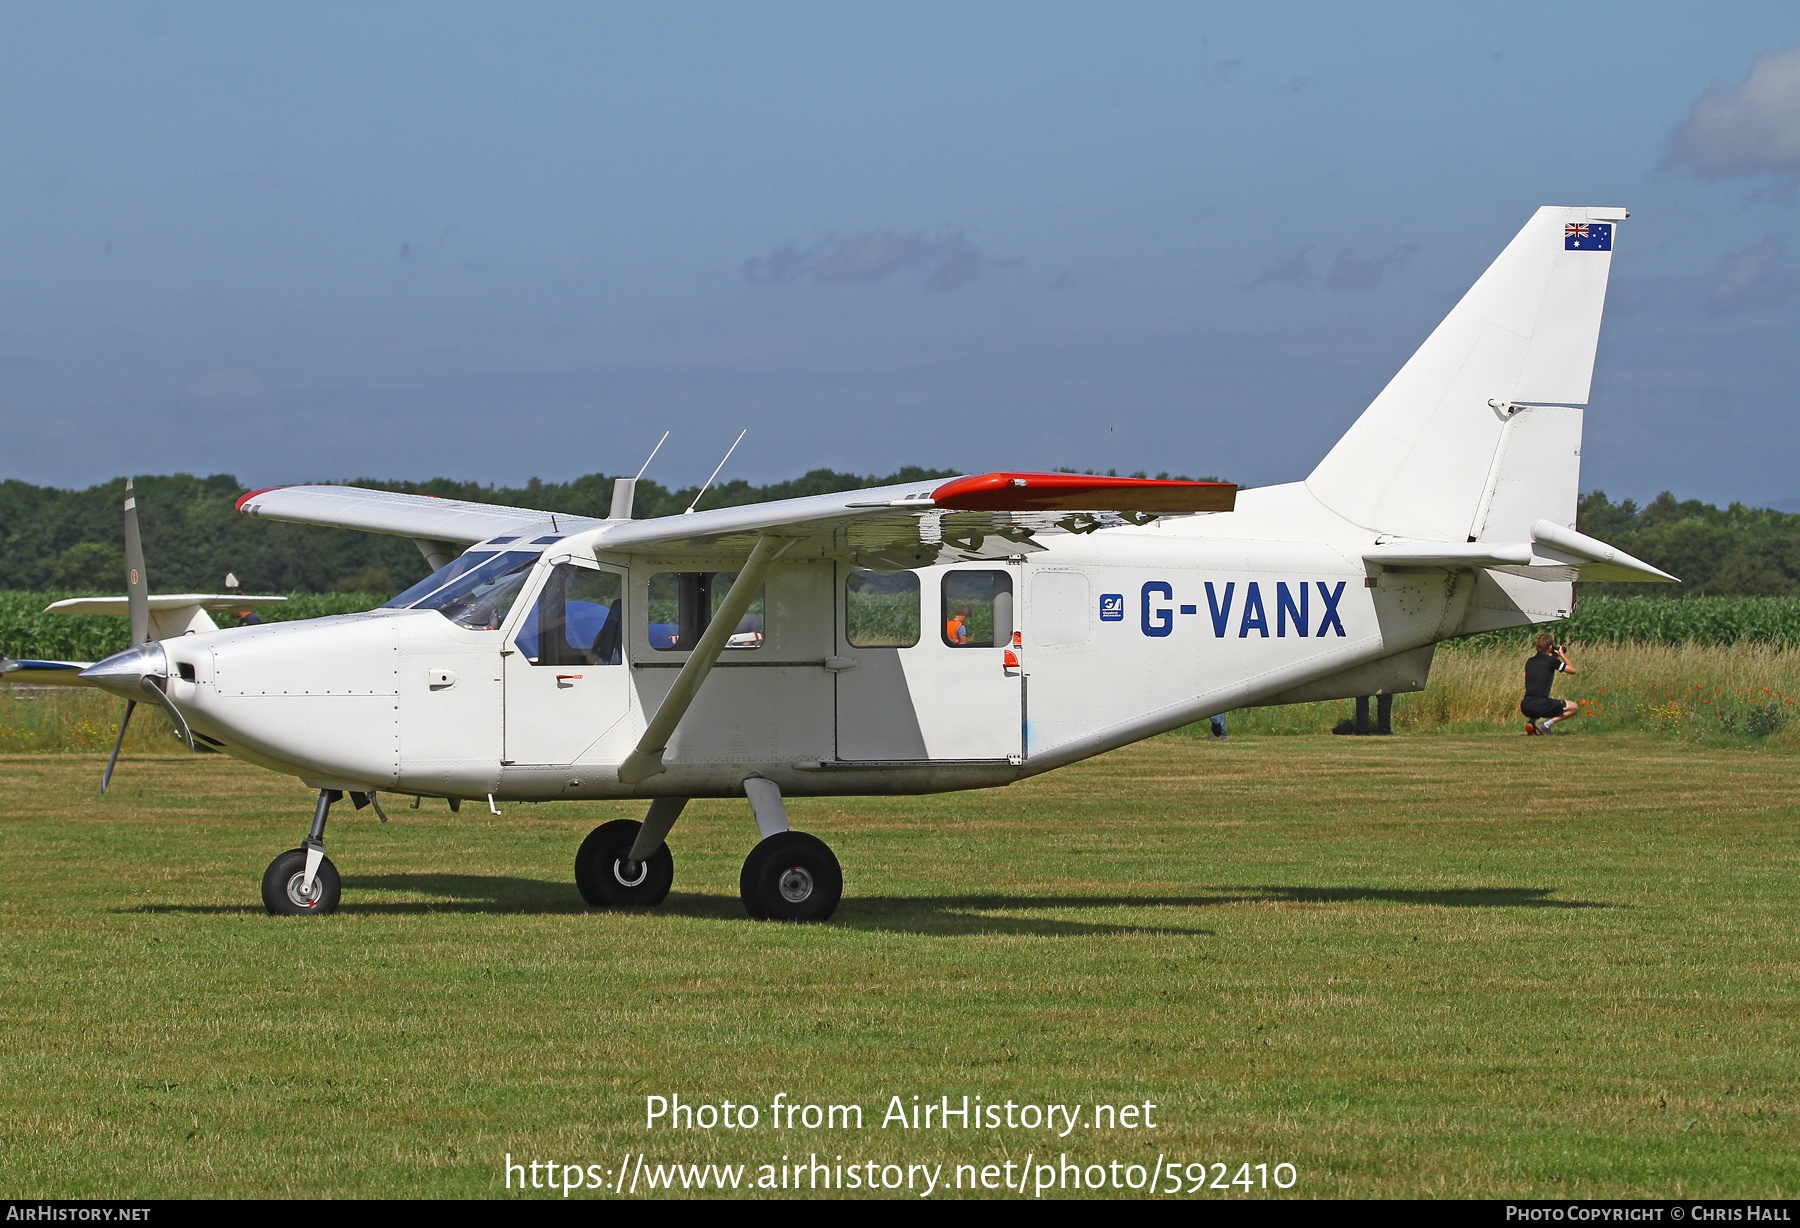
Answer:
[[686, 429, 747, 516]]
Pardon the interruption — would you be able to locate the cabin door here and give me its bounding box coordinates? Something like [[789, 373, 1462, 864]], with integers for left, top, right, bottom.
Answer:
[[503, 561, 631, 765], [835, 563, 1023, 762]]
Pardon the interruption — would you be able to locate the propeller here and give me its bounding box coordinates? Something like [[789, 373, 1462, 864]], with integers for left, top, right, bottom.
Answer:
[[123, 478, 150, 646], [99, 478, 153, 796]]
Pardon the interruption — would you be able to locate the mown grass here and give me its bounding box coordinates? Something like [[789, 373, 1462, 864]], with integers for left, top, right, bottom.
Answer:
[[1, 734, 1796, 1199]]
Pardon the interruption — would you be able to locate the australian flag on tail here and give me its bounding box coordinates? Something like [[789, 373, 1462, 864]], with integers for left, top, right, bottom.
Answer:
[[1565, 222, 1612, 251]]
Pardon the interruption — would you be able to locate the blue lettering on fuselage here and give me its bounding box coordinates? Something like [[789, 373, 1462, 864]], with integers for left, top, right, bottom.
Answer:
[[1129, 580, 1348, 638], [1141, 581, 1173, 637]]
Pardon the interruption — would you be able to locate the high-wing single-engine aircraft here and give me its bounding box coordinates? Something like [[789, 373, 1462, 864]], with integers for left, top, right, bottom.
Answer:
[[26, 206, 1676, 920]]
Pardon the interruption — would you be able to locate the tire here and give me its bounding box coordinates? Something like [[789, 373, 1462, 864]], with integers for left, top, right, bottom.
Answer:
[[262, 847, 342, 916], [739, 831, 842, 922], [575, 819, 674, 908]]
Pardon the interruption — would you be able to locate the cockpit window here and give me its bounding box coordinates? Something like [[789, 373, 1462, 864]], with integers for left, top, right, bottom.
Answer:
[[384, 549, 542, 629], [516, 565, 623, 665]]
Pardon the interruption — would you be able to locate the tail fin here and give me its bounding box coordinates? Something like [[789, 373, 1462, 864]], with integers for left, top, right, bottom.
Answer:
[[1307, 206, 1625, 543]]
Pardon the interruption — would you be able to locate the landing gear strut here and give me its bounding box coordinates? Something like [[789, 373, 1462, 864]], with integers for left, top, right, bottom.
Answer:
[[737, 778, 841, 922], [262, 789, 343, 915]]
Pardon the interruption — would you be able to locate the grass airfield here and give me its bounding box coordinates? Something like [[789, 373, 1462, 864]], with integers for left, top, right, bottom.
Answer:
[[2, 732, 1797, 1199]]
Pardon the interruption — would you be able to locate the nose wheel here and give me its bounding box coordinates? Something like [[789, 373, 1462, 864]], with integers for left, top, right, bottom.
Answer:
[[262, 847, 341, 915], [261, 787, 352, 916], [740, 831, 842, 921]]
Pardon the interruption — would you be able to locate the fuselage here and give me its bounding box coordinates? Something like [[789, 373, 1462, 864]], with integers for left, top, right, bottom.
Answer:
[[145, 481, 1544, 804]]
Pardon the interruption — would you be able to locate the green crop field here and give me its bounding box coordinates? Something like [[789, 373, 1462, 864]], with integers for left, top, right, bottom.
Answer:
[[2, 732, 1796, 1199]]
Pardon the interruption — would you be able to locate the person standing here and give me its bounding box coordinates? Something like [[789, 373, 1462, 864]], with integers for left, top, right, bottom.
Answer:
[[1522, 633, 1579, 735]]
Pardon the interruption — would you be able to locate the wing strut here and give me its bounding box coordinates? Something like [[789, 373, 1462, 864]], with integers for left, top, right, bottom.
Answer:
[[617, 535, 792, 784]]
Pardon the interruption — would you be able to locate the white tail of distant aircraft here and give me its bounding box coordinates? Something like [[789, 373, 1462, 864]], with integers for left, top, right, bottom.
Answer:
[[28, 206, 1673, 920]]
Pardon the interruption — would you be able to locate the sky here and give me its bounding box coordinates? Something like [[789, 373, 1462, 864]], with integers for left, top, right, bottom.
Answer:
[[6, 1, 1800, 507]]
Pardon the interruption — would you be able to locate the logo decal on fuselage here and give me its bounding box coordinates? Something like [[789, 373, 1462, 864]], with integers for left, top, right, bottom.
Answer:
[[1138, 580, 1347, 638], [1099, 593, 1125, 622]]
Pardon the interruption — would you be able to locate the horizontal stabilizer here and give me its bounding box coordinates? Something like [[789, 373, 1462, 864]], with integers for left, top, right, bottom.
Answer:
[[1363, 522, 1676, 585], [46, 593, 292, 640], [45, 594, 288, 616], [1363, 542, 1534, 569], [1523, 519, 1678, 583]]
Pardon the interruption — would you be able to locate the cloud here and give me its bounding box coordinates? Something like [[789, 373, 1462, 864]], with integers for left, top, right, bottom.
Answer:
[[744, 232, 995, 292], [1710, 234, 1800, 311], [1242, 244, 1316, 290], [1325, 243, 1418, 291], [193, 367, 268, 401], [1667, 44, 1800, 176], [1201, 57, 1242, 85]]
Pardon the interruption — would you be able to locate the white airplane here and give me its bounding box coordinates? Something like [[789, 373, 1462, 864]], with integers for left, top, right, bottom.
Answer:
[[19, 206, 1674, 921]]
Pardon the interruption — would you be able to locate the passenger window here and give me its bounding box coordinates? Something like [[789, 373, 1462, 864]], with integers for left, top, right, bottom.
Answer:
[[516, 565, 623, 666], [845, 570, 920, 648], [942, 570, 1014, 647], [648, 572, 765, 651]]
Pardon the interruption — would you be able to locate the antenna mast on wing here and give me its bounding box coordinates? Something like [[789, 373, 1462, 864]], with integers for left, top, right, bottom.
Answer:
[[636, 431, 670, 481], [609, 431, 671, 521], [685, 428, 747, 515]]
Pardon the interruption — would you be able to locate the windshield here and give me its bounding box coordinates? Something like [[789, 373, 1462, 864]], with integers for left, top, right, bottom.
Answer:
[[386, 551, 501, 609], [384, 549, 542, 629]]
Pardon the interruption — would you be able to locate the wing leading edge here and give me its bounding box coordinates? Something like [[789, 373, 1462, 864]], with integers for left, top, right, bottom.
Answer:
[[236, 485, 576, 545]]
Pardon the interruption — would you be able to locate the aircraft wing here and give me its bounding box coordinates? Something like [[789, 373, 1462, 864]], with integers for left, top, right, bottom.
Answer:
[[589, 472, 1238, 567], [236, 485, 578, 545], [1, 658, 98, 687]]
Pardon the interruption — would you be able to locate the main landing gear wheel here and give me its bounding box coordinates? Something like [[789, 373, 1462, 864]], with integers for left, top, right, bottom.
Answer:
[[262, 848, 341, 916], [575, 819, 674, 908], [739, 831, 842, 922]]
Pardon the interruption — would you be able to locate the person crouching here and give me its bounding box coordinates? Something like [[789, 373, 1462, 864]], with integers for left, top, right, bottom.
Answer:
[[1522, 632, 1580, 736]]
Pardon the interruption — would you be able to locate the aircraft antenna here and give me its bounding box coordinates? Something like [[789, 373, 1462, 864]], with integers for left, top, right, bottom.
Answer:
[[635, 431, 671, 481], [685, 428, 746, 515]]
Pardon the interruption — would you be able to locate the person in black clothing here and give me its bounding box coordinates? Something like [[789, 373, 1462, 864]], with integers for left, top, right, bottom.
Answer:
[[1522, 632, 1579, 735]]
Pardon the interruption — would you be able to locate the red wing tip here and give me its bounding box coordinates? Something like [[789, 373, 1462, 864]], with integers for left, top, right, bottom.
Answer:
[[930, 472, 1237, 513], [235, 487, 279, 513]]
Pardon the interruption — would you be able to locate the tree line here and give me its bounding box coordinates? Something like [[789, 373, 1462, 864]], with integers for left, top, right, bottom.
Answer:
[[0, 468, 956, 596], [1575, 491, 1800, 597], [0, 471, 1786, 597]]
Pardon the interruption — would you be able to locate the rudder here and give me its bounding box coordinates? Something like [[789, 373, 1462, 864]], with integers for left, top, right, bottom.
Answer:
[[1306, 206, 1625, 543]]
